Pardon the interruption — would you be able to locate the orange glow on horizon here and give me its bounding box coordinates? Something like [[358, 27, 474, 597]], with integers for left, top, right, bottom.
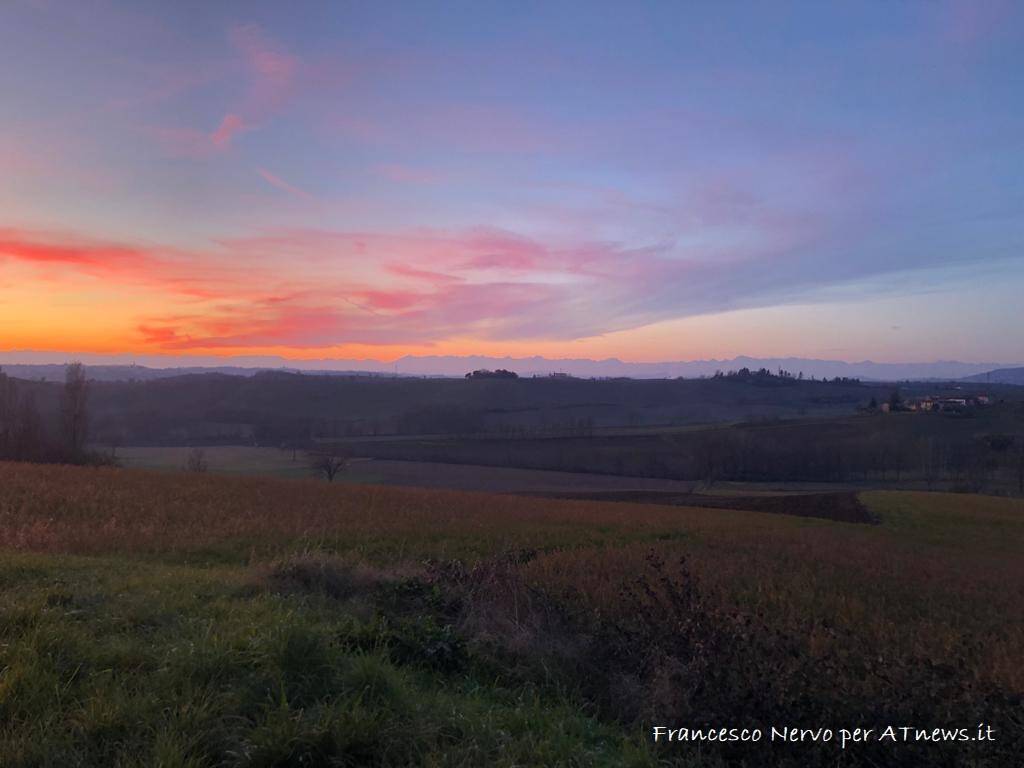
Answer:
[[4, 226, 1021, 367]]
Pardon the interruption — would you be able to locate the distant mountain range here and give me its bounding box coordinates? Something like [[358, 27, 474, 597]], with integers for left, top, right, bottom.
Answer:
[[961, 367, 1024, 385], [0, 363, 393, 383], [2, 351, 1022, 383]]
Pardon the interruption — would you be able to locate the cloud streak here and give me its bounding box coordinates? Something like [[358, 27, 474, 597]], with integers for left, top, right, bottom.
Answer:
[[211, 114, 248, 148], [256, 168, 316, 201]]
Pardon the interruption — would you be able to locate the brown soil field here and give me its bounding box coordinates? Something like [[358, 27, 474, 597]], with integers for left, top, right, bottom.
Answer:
[[520, 489, 878, 524]]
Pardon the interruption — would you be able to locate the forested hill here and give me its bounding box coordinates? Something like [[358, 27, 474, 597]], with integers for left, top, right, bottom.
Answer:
[[8, 369, 883, 445]]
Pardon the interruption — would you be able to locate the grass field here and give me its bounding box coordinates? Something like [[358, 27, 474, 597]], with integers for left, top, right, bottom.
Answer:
[[116, 446, 311, 479], [1, 462, 1022, 766]]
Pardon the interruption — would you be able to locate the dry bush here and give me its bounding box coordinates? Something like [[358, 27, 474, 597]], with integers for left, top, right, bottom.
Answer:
[[423, 550, 584, 663], [184, 447, 208, 473], [419, 548, 1023, 766], [261, 550, 419, 601]]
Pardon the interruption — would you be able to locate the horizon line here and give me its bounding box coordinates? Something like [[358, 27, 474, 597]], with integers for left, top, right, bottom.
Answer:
[[2, 349, 1021, 370]]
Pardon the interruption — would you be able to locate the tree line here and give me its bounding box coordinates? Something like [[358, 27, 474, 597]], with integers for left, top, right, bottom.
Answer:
[[0, 363, 108, 465], [711, 367, 861, 385], [363, 415, 1024, 496]]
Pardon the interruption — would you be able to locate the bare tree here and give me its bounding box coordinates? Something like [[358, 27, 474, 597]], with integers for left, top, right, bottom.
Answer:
[[0, 368, 17, 457], [185, 447, 208, 473], [61, 362, 90, 459], [308, 449, 349, 482]]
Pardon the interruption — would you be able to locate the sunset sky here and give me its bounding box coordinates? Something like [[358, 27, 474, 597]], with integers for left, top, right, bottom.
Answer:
[[2, 1, 1022, 365]]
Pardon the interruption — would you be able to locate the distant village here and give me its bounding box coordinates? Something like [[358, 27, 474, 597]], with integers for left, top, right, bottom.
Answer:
[[871, 393, 992, 413]]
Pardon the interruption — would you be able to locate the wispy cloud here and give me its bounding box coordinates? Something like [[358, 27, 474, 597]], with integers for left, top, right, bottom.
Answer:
[[256, 168, 315, 201], [148, 23, 300, 156], [228, 22, 300, 116]]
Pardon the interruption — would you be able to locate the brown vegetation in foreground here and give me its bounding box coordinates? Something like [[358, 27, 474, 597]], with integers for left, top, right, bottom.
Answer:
[[2, 461, 1023, 765], [0, 462, 698, 557], [2, 460, 1021, 690], [260, 545, 1024, 766]]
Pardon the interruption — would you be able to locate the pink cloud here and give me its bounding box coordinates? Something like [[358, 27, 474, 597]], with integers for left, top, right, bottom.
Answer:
[[147, 113, 245, 158], [350, 289, 426, 311], [228, 23, 299, 120], [148, 24, 299, 157], [134, 279, 570, 350], [137, 324, 186, 345], [211, 113, 247, 148], [0, 227, 277, 298], [385, 263, 464, 284], [0, 228, 154, 277]]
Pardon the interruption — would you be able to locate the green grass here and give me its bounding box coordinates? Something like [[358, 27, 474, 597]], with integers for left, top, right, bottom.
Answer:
[[0, 552, 653, 768], [863, 489, 1024, 553]]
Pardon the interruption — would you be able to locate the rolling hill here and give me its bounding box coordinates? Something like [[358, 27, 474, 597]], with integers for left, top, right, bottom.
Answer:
[[963, 366, 1024, 385]]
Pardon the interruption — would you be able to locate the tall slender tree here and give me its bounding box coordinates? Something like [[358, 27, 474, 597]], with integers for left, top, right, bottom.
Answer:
[[0, 368, 17, 457], [61, 362, 90, 460]]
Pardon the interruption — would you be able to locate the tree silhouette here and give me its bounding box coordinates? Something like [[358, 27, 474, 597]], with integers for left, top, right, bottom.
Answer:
[[61, 362, 90, 459], [308, 449, 350, 481]]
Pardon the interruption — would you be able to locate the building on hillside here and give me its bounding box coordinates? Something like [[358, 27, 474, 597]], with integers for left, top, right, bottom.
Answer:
[[894, 393, 992, 413]]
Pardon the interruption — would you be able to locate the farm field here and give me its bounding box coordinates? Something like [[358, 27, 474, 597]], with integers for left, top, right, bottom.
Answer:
[[312, 405, 1024, 496], [114, 448, 872, 522], [116, 445, 312, 479], [1, 461, 1021, 766], [115, 446, 706, 493]]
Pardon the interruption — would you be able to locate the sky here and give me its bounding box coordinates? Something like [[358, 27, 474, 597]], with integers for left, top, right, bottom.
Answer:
[[1, 0, 1022, 365]]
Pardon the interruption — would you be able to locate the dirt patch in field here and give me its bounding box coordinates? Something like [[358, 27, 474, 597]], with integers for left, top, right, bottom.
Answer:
[[519, 490, 879, 524], [344, 458, 701, 493]]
